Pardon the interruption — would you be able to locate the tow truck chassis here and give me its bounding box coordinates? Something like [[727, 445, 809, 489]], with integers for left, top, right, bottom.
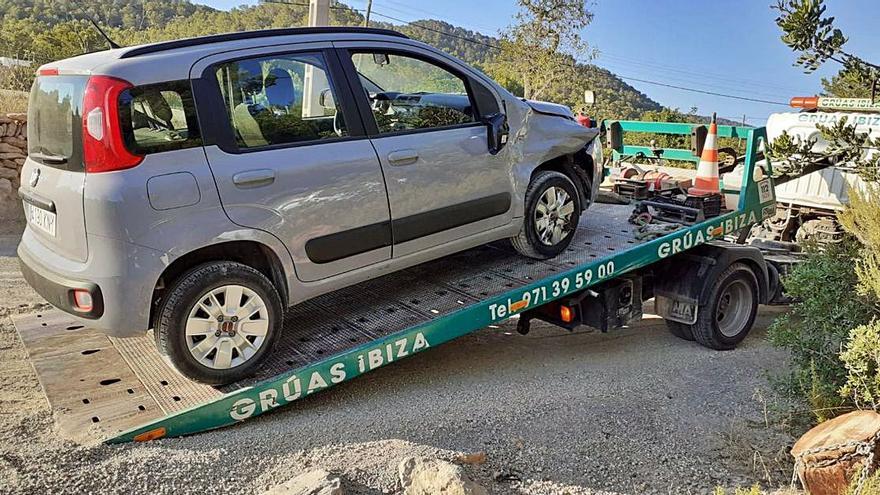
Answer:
[[12, 123, 778, 444]]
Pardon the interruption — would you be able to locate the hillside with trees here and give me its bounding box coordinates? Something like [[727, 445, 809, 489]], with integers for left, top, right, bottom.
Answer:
[[0, 0, 662, 120]]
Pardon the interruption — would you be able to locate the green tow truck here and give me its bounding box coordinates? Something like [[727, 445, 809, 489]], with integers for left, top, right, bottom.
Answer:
[[12, 121, 783, 444]]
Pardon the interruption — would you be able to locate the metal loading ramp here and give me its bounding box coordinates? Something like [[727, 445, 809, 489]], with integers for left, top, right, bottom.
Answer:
[[13, 204, 641, 443]]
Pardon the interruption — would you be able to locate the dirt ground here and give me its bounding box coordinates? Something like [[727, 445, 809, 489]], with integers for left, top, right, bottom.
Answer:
[[0, 233, 797, 495]]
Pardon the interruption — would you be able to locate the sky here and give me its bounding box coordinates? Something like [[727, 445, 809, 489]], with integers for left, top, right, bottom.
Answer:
[[194, 0, 879, 125]]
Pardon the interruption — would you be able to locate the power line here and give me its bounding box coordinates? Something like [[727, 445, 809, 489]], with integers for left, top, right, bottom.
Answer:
[[261, 0, 791, 109], [599, 52, 808, 95], [367, 10, 502, 50], [598, 59, 796, 100], [361, 0, 804, 99], [615, 74, 790, 106]]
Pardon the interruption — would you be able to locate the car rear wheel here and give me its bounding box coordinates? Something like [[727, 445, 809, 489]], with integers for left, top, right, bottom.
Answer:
[[155, 261, 282, 385], [511, 170, 581, 259]]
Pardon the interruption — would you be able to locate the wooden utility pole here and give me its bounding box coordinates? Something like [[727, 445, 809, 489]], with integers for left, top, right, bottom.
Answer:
[[303, 0, 330, 117], [307, 0, 330, 26], [364, 0, 373, 27]]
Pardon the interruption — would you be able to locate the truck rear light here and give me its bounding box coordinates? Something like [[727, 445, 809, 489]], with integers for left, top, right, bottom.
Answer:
[[81, 75, 143, 173], [560, 305, 575, 323], [72, 289, 94, 313]]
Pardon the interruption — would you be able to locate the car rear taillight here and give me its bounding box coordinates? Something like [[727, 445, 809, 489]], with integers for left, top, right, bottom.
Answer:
[[72, 289, 94, 313], [82, 75, 143, 173]]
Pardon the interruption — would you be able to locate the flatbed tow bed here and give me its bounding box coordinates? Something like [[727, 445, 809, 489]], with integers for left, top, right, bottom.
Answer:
[[12, 123, 779, 444]]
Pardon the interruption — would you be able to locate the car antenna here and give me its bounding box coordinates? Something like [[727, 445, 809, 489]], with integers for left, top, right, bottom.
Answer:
[[88, 18, 121, 49]]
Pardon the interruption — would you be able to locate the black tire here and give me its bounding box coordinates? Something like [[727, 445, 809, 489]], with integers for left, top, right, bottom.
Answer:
[[665, 320, 695, 341], [154, 261, 283, 385], [511, 170, 582, 259], [691, 263, 759, 350]]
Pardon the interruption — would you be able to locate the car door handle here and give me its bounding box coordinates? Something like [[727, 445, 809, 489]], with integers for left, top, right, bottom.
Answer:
[[387, 149, 419, 166], [233, 169, 275, 188]]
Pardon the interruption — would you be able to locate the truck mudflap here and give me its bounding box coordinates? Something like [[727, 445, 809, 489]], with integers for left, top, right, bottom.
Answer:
[[653, 243, 771, 325]]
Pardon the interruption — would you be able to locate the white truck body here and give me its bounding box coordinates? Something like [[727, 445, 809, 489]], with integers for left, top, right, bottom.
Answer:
[[766, 111, 878, 211]]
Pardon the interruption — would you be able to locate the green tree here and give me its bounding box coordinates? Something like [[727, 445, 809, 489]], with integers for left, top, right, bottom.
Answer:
[[487, 0, 594, 101], [774, 0, 879, 97]]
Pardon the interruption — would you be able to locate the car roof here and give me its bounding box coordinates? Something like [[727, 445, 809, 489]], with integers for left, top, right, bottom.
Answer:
[[120, 27, 409, 59], [40, 27, 415, 85]]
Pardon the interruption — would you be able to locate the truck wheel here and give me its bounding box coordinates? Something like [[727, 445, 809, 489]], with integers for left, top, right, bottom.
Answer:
[[155, 261, 282, 385], [692, 263, 759, 350], [665, 320, 694, 341], [511, 170, 581, 259]]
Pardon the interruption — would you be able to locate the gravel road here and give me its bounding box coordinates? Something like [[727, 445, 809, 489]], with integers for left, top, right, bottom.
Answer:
[[0, 233, 795, 495]]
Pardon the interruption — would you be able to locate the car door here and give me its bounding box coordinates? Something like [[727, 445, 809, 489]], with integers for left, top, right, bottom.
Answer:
[[191, 44, 392, 282], [335, 43, 513, 258]]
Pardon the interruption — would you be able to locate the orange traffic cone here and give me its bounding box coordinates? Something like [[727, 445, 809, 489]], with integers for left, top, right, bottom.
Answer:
[[689, 113, 720, 196]]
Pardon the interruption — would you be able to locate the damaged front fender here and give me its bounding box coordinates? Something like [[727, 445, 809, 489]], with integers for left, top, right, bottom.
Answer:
[[502, 98, 599, 217]]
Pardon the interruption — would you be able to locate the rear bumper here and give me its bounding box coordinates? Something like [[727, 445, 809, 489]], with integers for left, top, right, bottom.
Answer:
[[18, 252, 104, 319], [17, 228, 166, 337]]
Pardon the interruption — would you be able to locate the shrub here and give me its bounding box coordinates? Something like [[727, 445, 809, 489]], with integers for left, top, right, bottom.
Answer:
[[846, 466, 880, 495], [768, 242, 877, 422], [840, 321, 880, 410], [712, 485, 762, 495], [839, 184, 880, 301], [0, 89, 29, 114]]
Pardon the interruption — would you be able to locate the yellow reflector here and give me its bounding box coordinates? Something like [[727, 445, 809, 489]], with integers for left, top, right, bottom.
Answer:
[[509, 300, 528, 312], [133, 427, 166, 442]]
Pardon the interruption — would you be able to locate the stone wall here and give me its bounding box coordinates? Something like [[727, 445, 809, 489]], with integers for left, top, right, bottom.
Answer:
[[0, 113, 26, 221]]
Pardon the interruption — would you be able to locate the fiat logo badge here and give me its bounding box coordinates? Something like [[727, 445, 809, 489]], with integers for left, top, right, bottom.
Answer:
[[29, 168, 40, 188]]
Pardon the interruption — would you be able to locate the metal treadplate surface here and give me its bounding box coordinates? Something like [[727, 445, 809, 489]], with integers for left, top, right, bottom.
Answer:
[[12, 204, 642, 442], [12, 184, 773, 444]]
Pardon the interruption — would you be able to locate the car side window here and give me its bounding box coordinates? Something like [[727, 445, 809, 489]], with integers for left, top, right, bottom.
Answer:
[[213, 52, 347, 149], [350, 51, 477, 135], [119, 80, 202, 155]]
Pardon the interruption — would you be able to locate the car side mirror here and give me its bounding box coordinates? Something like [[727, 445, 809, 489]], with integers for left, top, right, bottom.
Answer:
[[318, 88, 335, 110], [483, 113, 509, 155]]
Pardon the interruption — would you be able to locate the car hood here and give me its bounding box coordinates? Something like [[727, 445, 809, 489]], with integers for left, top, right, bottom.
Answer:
[[524, 99, 575, 119]]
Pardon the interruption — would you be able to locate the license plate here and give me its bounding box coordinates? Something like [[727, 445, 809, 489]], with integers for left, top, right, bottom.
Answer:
[[655, 295, 698, 324], [24, 201, 57, 237]]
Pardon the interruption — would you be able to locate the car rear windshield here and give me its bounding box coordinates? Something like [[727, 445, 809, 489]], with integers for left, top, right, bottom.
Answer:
[[27, 75, 86, 171], [119, 79, 202, 155]]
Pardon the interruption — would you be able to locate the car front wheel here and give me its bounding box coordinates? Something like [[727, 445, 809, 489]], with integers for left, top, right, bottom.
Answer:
[[155, 261, 282, 385], [511, 170, 581, 259]]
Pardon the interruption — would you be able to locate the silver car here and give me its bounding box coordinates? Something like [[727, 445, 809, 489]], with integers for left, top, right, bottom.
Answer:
[[18, 27, 601, 384]]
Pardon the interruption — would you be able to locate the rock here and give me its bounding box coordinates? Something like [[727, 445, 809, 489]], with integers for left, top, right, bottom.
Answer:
[[1, 159, 18, 169], [398, 457, 487, 495], [0, 142, 20, 154], [0, 178, 12, 196], [0, 152, 24, 160], [261, 469, 342, 495], [1, 136, 27, 148], [455, 452, 487, 465], [0, 167, 18, 180], [6, 113, 26, 122], [792, 410, 880, 495]]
